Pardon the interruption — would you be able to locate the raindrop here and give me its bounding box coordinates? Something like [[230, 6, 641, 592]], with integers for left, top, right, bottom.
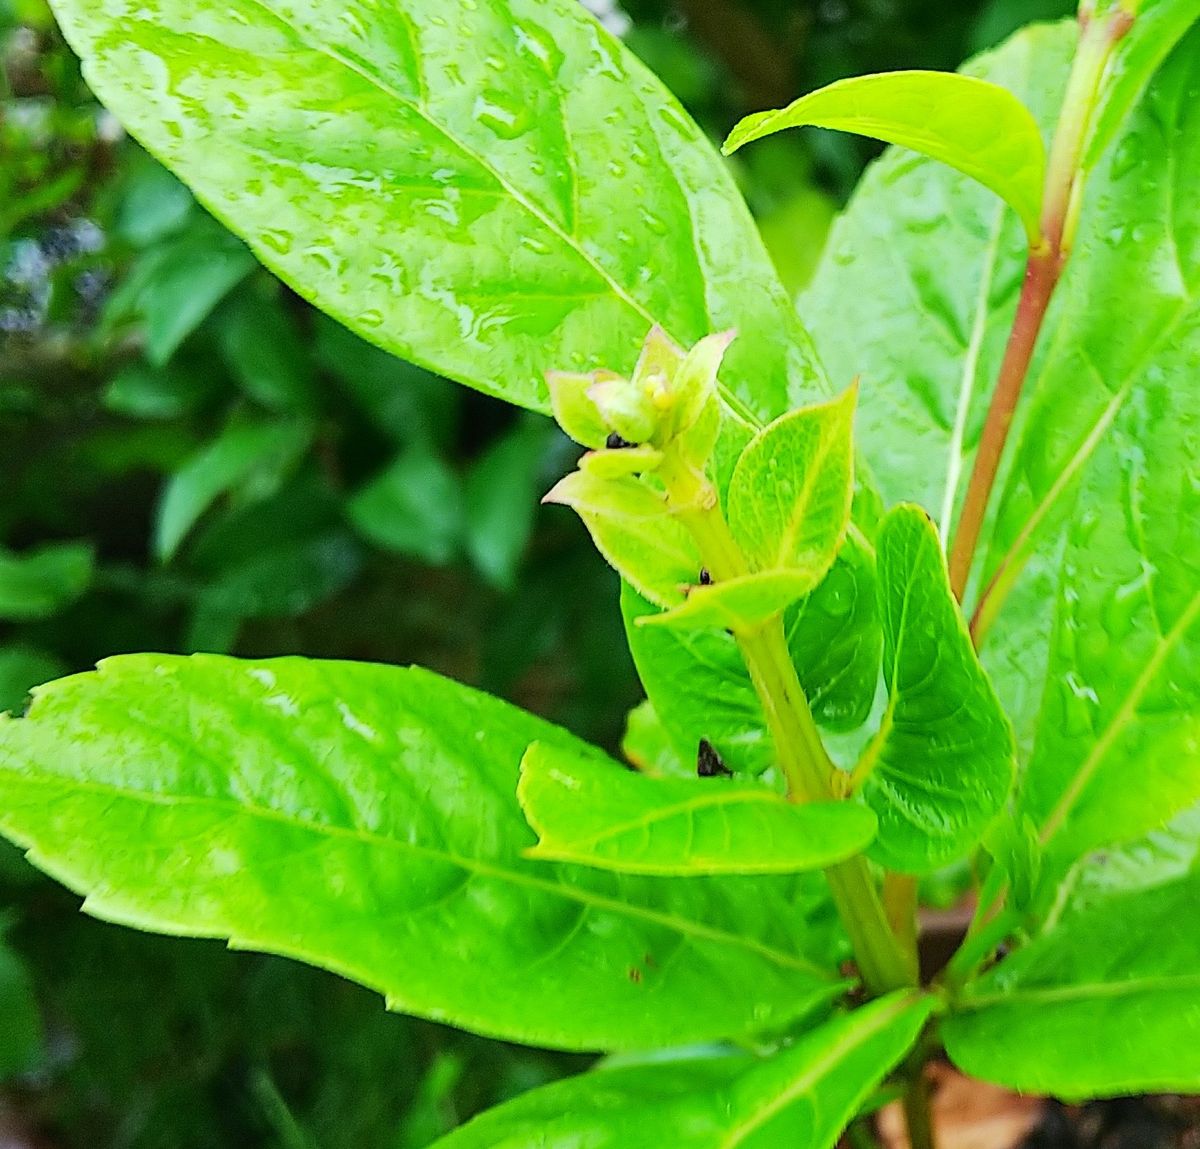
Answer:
[[473, 90, 531, 140]]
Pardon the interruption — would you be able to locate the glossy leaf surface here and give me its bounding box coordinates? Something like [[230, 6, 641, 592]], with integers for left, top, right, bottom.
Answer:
[[519, 740, 877, 875], [725, 71, 1046, 242], [727, 389, 855, 578], [434, 992, 931, 1149], [804, 24, 1200, 884], [860, 507, 1014, 873], [1085, 0, 1200, 167], [48, 0, 822, 420], [0, 655, 848, 1051], [945, 866, 1200, 1098]]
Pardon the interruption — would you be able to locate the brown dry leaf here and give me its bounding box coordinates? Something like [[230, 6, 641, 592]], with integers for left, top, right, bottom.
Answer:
[[877, 1063, 1044, 1149]]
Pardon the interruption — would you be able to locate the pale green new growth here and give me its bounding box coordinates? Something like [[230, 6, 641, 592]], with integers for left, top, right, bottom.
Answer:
[[519, 740, 877, 875], [724, 70, 1048, 244]]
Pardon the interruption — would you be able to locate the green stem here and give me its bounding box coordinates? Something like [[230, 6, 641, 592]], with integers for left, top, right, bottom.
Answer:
[[902, 1070, 938, 1149], [661, 454, 917, 995], [947, 7, 1133, 602]]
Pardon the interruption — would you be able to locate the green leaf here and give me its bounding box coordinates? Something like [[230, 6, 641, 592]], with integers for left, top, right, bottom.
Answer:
[[0, 938, 42, 1078], [432, 991, 932, 1149], [218, 286, 316, 413], [103, 360, 219, 421], [0, 654, 851, 1051], [804, 23, 1200, 845], [48, 0, 824, 421], [545, 471, 699, 608], [1085, 0, 1200, 168], [621, 700, 690, 778], [636, 571, 818, 632], [347, 448, 463, 565], [0, 647, 67, 715], [463, 419, 552, 591], [944, 866, 1200, 1098], [0, 542, 94, 621], [727, 388, 856, 578], [155, 416, 314, 561], [622, 537, 881, 778], [858, 506, 1014, 873], [518, 740, 876, 875], [102, 215, 256, 366], [724, 71, 1046, 244]]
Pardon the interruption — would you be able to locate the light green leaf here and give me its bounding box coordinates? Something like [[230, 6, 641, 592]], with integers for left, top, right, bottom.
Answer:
[[433, 991, 932, 1149], [727, 388, 856, 578], [622, 537, 881, 778], [48, 0, 823, 421], [518, 740, 876, 875], [155, 416, 314, 561], [1085, 0, 1200, 168], [636, 570, 818, 632], [621, 700, 690, 778], [944, 866, 1200, 1098], [0, 543, 94, 621], [0, 654, 850, 1051], [347, 448, 463, 565], [803, 23, 1200, 858], [545, 471, 699, 608], [858, 506, 1014, 873], [724, 71, 1046, 244]]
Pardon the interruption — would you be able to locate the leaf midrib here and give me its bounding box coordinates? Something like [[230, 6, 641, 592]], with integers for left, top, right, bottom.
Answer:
[[0, 763, 831, 978], [959, 970, 1200, 1011], [237, 0, 764, 426]]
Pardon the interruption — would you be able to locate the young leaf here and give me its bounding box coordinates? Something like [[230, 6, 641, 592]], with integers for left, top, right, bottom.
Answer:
[[944, 867, 1200, 1098], [0, 543, 93, 621], [621, 700, 690, 778], [857, 506, 1014, 873], [48, 0, 824, 421], [804, 22, 1200, 773], [636, 570, 818, 632], [0, 655, 849, 1051], [724, 71, 1047, 244], [544, 471, 700, 608], [1084, 0, 1200, 169], [432, 991, 932, 1149], [727, 388, 856, 578], [518, 741, 877, 876]]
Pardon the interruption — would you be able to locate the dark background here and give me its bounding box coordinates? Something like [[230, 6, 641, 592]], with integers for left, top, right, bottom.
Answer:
[[0, 1, 1072, 1144]]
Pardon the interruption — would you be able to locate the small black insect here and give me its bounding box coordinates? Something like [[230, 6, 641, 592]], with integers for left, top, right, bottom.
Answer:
[[698, 567, 712, 586], [696, 738, 732, 778], [605, 431, 636, 450]]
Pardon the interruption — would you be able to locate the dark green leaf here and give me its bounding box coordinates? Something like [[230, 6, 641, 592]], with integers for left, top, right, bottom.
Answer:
[[0, 939, 42, 1078], [0, 647, 68, 715], [519, 740, 877, 875], [218, 286, 316, 412], [0, 654, 850, 1051], [347, 448, 462, 565], [433, 991, 932, 1149], [49, 0, 823, 420], [0, 542, 93, 621], [155, 416, 314, 561]]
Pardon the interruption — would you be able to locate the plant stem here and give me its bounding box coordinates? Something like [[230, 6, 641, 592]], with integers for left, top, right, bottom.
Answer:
[[661, 456, 917, 994], [947, 7, 1133, 602], [902, 1070, 938, 1149]]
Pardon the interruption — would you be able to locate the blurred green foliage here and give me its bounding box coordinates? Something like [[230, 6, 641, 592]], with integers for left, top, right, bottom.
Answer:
[[0, 0, 1072, 1143]]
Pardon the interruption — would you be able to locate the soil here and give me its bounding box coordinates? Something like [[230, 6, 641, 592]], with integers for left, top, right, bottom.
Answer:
[[874, 1065, 1200, 1149]]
